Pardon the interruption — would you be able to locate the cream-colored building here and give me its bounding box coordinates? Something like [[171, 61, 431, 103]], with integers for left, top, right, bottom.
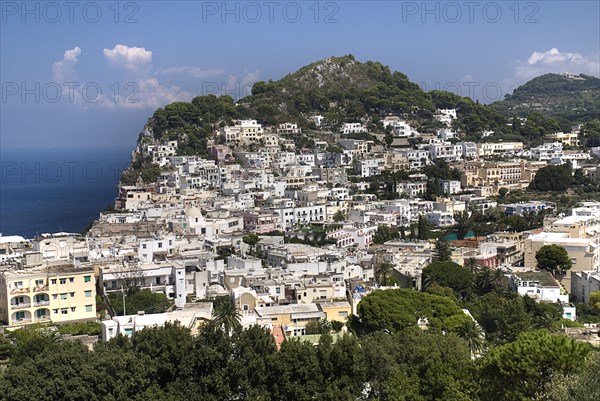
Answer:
[[523, 232, 599, 289], [477, 142, 523, 157], [461, 160, 545, 191], [318, 301, 351, 323], [546, 131, 579, 147], [0, 263, 97, 327]]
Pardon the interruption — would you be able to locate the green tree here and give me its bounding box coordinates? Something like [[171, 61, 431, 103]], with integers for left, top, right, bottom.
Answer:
[[589, 291, 600, 314], [212, 297, 242, 334], [422, 261, 474, 299], [547, 351, 600, 401], [529, 164, 573, 192], [353, 289, 471, 335], [375, 262, 396, 286], [454, 210, 473, 240], [434, 236, 452, 262], [417, 215, 431, 240], [479, 330, 591, 401], [536, 244, 573, 278], [242, 233, 260, 254], [373, 224, 398, 244], [332, 210, 346, 222], [457, 320, 485, 358]]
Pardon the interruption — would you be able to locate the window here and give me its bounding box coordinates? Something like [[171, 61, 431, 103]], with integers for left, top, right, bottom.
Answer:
[[59, 278, 66, 285], [69, 292, 75, 298], [52, 294, 58, 300], [70, 307, 76, 312], [51, 279, 57, 285], [85, 290, 92, 298], [14, 281, 23, 289], [69, 277, 74, 283], [142, 244, 147, 249], [84, 275, 91, 283], [35, 279, 44, 286], [15, 311, 25, 320], [85, 305, 93, 312], [60, 293, 67, 300], [61, 308, 68, 314], [52, 309, 58, 314], [158, 242, 163, 248]]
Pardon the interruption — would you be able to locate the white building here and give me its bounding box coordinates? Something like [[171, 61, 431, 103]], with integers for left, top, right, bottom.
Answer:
[[222, 120, 264, 144], [341, 123, 367, 134]]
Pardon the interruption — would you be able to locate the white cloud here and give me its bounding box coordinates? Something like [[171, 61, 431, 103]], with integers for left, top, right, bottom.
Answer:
[[119, 78, 193, 109], [103, 44, 153, 72], [52, 47, 81, 81], [157, 66, 225, 79], [226, 69, 260, 99], [512, 48, 600, 81]]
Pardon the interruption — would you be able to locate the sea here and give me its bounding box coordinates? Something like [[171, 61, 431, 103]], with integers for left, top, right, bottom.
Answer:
[[0, 146, 132, 239]]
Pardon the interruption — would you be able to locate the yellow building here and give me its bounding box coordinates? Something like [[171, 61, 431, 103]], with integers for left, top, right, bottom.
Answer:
[[255, 303, 325, 337], [546, 132, 579, 147], [318, 301, 351, 323], [0, 263, 97, 327]]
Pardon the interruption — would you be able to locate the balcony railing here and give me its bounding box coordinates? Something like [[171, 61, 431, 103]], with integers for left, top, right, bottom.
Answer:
[[14, 318, 32, 324], [33, 285, 49, 292], [11, 303, 31, 310], [10, 287, 30, 295], [34, 301, 50, 307]]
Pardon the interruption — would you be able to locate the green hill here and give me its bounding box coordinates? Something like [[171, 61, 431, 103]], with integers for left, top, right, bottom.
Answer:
[[493, 73, 600, 122]]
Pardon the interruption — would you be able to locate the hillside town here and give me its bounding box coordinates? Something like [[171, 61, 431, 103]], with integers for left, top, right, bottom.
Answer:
[[1, 111, 599, 346]]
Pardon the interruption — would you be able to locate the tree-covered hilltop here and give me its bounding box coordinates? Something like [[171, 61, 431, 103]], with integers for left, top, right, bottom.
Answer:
[[493, 73, 600, 122], [242, 55, 436, 126]]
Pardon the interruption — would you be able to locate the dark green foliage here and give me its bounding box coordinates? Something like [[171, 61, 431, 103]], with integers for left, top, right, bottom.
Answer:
[[536, 244, 573, 278], [479, 330, 591, 401], [422, 261, 474, 299], [494, 73, 600, 122], [547, 351, 600, 401], [372, 224, 399, 244], [433, 236, 452, 262], [109, 289, 171, 316], [529, 164, 573, 192], [353, 288, 472, 334], [464, 293, 532, 344], [57, 321, 102, 336]]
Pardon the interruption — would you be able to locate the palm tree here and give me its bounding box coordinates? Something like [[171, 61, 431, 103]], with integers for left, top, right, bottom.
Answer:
[[457, 320, 485, 359], [212, 298, 242, 335], [376, 262, 394, 286]]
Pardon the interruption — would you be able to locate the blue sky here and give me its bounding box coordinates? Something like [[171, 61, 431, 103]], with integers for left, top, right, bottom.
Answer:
[[1, 0, 599, 149]]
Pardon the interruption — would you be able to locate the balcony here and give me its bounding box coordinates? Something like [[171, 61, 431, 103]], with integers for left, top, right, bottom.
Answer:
[[34, 301, 50, 307], [33, 285, 49, 292], [11, 303, 31, 310], [10, 287, 30, 295]]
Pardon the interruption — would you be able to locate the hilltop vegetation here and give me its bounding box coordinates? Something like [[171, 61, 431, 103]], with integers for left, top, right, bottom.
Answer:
[[120, 57, 599, 185], [494, 73, 600, 122]]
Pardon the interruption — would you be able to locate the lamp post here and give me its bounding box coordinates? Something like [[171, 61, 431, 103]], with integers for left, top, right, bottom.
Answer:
[[121, 285, 126, 316]]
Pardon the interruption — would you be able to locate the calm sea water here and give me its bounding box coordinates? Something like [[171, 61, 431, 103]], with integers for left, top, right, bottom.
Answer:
[[1, 146, 132, 238]]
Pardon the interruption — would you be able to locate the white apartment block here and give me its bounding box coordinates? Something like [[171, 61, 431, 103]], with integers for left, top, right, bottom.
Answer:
[[477, 142, 524, 157], [222, 120, 264, 144], [341, 123, 367, 134]]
